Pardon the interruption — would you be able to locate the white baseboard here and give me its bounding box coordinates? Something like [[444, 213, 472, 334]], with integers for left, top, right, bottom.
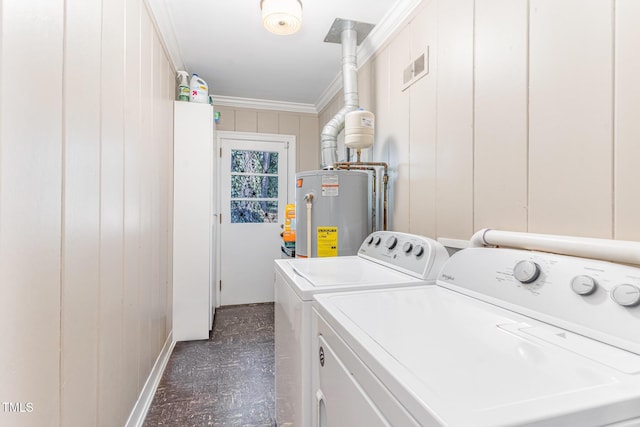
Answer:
[[125, 332, 176, 427]]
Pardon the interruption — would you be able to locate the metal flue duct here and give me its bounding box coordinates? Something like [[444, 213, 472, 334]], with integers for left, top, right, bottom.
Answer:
[[320, 19, 374, 169]]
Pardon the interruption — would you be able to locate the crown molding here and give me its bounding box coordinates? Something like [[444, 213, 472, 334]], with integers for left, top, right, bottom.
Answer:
[[144, 0, 185, 71], [211, 95, 318, 115], [314, 0, 425, 113], [357, 0, 424, 68]]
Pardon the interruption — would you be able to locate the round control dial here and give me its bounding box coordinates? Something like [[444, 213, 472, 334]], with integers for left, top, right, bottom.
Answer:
[[413, 245, 424, 257], [385, 236, 398, 250], [366, 235, 374, 245], [571, 275, 597, 296], [611, 284, 640, 307], [403, 242, 413, 253], [373, 236, 382, 246], [513, 260, 540, 284]]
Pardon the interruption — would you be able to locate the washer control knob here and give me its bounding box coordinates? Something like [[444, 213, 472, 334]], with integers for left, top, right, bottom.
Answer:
[[385, 236, 398, 250], [403, 242, 413, 253], [413, 245, 424, 257], [373, 236, 382, 246], [571, 275, 597, 295], [611, 284, 640, 307], [513, 260, 540, 284], [366, 235, 374, 245]]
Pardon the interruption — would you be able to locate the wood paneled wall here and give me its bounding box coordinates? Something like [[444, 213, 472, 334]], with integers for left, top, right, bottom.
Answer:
[[215, 105, 320, 172], [0, 0, 64, 423], [320, 0, 640, 242], [0, 0, 174, 425]]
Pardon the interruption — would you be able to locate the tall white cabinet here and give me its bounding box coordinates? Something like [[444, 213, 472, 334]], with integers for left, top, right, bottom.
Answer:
[[173, 101, 216, 341]]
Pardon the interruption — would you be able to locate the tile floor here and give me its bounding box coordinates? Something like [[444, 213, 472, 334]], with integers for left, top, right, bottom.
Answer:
[[143, 303, 276, 427]]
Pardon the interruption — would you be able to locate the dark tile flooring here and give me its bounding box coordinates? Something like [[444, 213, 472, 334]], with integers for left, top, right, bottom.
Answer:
[[143, 303, 276, 427]]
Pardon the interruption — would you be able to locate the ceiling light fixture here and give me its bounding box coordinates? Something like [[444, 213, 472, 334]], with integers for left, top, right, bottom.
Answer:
[[261, 0, 302, 35]]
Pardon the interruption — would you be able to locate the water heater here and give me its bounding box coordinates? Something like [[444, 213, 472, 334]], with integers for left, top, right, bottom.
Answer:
[[296, 170, 368, 258]]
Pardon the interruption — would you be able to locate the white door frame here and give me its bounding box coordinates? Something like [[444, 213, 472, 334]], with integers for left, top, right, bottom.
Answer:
[[214, 131, 296, 307]]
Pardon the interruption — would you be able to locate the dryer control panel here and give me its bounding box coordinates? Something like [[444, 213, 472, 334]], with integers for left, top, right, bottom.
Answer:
[[438, 247, 640, 357], [357, 231, 448, 281]]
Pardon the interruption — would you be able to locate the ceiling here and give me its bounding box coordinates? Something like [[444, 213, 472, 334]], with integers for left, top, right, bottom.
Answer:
[[150, 0, 407, 109]]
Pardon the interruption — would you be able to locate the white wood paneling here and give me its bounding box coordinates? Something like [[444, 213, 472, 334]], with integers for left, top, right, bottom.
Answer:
[[216, 105, 236, 131], [2, 1, 175, 425], [614, 0, 640, 241], [151, 31, 165, 367], [371, 49, 391, 229], [358, 60, 374, 112], [236, 109, 258, 132], [529, 0, 613, 237], [160, 42, 174, 342], [387, 25, 411, 232], [61, 0, 101, 425], [138, 3, 155, 396], [408, 1, 437, 238], [258, 111, 279, 133], [474, 0, 528, 232], [299, 115, 319, 172], [123, 0, 142, 410], [99, 0, 126, 423], [0, 0, 64, 425], [278, 113, 300, 170], [372, 48, 391, 166], [436, 0, 474, 239], [129, 6, 175, 423]]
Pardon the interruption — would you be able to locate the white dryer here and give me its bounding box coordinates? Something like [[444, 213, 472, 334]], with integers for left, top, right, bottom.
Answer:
[[274, 231, 449, 427], [312, 239, 640, 426]]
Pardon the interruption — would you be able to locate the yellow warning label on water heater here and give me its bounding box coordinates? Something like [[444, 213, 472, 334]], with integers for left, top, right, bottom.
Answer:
[[317, 227, 338, 257]]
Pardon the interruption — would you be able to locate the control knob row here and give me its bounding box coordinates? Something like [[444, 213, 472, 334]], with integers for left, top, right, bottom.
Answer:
[[366, 235, 424, 256], [399, 241, 425, 256], [366, 235, 382, 246], [571, 275, 640, 307], [611, 283, 640, 307], [513, 260, 640, 307]]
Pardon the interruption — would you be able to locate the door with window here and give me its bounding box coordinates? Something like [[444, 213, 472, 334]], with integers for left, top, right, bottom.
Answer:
[[218, 132, 294, 305]]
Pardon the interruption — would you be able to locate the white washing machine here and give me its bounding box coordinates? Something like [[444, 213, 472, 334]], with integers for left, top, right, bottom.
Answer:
[[313, 238, 640, 426], [274, 231, 449, 427]]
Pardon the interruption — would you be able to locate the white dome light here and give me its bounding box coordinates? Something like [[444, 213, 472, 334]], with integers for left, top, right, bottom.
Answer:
[[261, 0, 302, 36]]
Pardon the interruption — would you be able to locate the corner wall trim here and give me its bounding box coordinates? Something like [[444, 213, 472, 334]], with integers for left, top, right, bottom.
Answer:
[[144, 0, 186, 71], [124, 332, 176, 427]]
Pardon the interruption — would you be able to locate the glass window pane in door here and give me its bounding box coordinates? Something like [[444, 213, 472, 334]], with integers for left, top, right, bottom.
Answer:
[[230, 200, 278, 223], [231, 150, 278, 174], [229, 149, 279, 224], [231, 175, 279, 199]]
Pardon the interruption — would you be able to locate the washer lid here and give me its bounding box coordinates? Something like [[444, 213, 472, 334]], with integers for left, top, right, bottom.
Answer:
[[314, 286, 640, 426], [279, 257, 424, 300]]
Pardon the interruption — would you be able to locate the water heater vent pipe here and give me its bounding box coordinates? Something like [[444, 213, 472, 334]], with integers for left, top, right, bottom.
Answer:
[[320, 19, 373, 169]]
